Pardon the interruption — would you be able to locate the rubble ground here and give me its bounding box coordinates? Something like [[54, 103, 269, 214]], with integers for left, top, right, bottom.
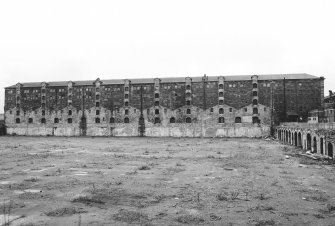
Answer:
[[1, 136, 335, 226]]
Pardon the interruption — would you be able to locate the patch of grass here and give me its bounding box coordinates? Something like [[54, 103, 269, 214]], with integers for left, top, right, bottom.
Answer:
[[72, 195, 105, 205], [254, 219, 276, 226], [113, 209, 149, 224], [138, 165, 151, 170], [44, 207, 87, 217], [176, 214, 205, 224]]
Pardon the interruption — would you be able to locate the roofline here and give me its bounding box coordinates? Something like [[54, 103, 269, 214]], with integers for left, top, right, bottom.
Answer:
[[4, 73, 320, 88]]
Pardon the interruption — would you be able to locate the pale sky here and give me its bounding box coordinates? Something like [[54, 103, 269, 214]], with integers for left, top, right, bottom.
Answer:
[[1, 0, 335, 113]]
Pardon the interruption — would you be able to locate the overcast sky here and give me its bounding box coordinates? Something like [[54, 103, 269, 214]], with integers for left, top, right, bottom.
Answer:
[[1, 0, 335, 113]]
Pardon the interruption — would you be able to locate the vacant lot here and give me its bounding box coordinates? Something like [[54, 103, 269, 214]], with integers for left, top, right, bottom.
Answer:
[[1, 136, 335, 226]]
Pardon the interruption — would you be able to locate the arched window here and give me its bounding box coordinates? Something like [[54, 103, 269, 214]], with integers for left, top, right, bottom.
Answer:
[[219, 100, 223, 105], [124, 94, 129, 99], [186, 109, 191, 114], [42, 110, 45, 116], [186, 100, 191, 106], [252, 117, 259, 124], [253, 108, 258, 114], [41, 118, 46, 124], [68, 118, 72, 123], [16, 110, 20, 116], [170, 117, 175, 123], [124, 117, 129, 123], [155, 93, 159, 98], [96, 110, 100, 115], [95, 118, 100, 123], [219, 84, 223, 89], [253, 83, 258, 88], [219, 92, 223, 97], [235, 117, 241, 123], [110, 117, 115, 123], [124, 101, 129, 106], [125, 109, 129, 115], [186, 85, 191, 90], [154, 117, 161, 124], [155, 109, 159, 114], [253, 91, 258, 96], [16, 118, 20, 123], [253, 99, 258, 105], [68, 110, 72, 115], [155, 101, 159, 106], [219, 108, 224, 114], [218, 117, 225, 123], [186, 117, 192, 123], [96, 102, 100, 107], [54, 118, 59, 123], [28, 118, 33, 123]]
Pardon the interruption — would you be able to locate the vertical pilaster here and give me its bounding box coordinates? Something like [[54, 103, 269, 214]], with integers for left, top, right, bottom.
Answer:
[[154, 78, 161, 123], [251, 75, 259, 123]]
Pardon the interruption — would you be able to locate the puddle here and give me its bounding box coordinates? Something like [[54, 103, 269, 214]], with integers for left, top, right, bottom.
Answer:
[[0, 181, 17, 185], [74, 171, 88, 176]]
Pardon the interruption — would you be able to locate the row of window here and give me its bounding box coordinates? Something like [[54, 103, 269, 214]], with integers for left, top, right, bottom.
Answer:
[[15, 116, 257, 124]]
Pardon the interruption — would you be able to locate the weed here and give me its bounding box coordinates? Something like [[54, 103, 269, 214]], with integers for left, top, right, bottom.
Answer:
[[138, 165, 151, 170], [44, 207, 87, 217]]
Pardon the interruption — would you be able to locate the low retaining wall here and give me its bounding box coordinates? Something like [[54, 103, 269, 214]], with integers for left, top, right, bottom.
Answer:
[[6, 123, 270, 138]]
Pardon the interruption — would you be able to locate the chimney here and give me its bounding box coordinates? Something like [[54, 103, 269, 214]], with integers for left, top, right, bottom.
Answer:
[[329, 90, 333, 97]]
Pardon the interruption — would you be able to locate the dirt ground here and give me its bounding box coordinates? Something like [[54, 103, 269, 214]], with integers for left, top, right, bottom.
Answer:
[[1, 136, 335, 226]]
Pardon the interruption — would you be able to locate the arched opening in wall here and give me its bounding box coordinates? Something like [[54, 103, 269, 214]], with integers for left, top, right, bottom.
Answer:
[[170, 117, 175, 123], [155, 93, 159, 98], [42, 110, 45, 116], [68, 118, 72, 124], [124, 117, 129, 123], [253, 99, 258, 105], [186, 85, 191, 90], [154, 117, 161, 124], [96, 110, 100, 115], [313, 137, 317, 153], [294, 132, 297, 146], [218, 117, 225, 123], [96, 102, 100, 107], [54, 118, 59, 123], [298, 132, 302, 147], [16, 118, 20, 123], [155, 109, 159, 114], [235, 117, 241, 123], [328, 142, 333, 158], [252, 117, 259, 124], [253, 91, 258, 96], [186, 117, 192, 123], [110, 117, 115, 123], [253, 83, 258, 88], [125, 101, 129, 106], [253, 108, 258, 114], [219, 92, 223, 97], [320, 138, 324, 154], [155, 101, 159, 106], [95, 118, 100, 123], [41, 118, 46, 124], [186, 100, 191, 106], [124, 94, 128, 99], [307, 133, 311, 150], [186, 109, 191, 114], [219, 84, 223, 89], [219, 100, 223, 105], [68, 110, 72, 115], [125, 109, 129, 115], [219, 108, 224, 114], [28, 118, 33, 123]]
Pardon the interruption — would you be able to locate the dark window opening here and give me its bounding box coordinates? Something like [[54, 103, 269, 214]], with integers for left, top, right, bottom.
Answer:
[[124, 117, 129, 123], [68, 118, 72, 123], [218, 117, 225, 123], [229, 108, 232, 112], [110, 117, 115, 123], [155, 109, 159, 114], [219, 108, 224, 114], [252, 117, 259, 124], [235, 117, 241, 123], [186, 117, 192, 123], [96, 110, 100, 115], [155, 101, 159, 106], [68, 110, 72, 115], [95, 118, 100, 123], [96, 102, 100, 107], [253, 91, 258, 96], [186, 85, 191, 90], [219, 92, 223, 97], [186, 109, 191, 114], [253, 108, 258, 114], [125, 94, 129, 99], [253, 83, 258, 88], [125, 109, 129, 115], [253, 99, 258, 105], [186, 100, 191, 106], [219, 84, 223, 89], [96, 94, 100, 99], [42, 110, 45, 116], [155, 93, 159, 98], [16, 103, 20, 108], [170, 117, 175, 123], [219, 100, 224, 105], [16, 118, 20, 123], [210, 107, 214, 113], [16, 110, 20, 116], [28, 118, 33, 123], [186, 93, 191, 98], [124, 87, 129, 91], [54, 118, 59, 123], [42, 96, 45, 100], [125, 101, 129, 106], [41, 118, 46, 124], [154, 117, 161, 124]]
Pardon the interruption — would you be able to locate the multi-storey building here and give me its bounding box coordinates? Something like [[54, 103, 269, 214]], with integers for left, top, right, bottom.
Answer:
[[4, 74, 323, 137]]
